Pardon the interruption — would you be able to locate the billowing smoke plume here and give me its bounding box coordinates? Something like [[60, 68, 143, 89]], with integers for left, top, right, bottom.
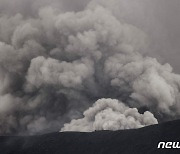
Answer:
[[61, 98, 158, 132], [0, 0, 180, 134]]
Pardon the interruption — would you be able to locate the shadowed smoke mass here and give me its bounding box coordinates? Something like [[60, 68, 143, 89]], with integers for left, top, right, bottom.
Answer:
[[0, 0, 180, 134]]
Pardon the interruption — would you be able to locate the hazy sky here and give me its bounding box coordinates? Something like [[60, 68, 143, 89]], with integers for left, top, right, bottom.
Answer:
[[117, 0, 180, 73]]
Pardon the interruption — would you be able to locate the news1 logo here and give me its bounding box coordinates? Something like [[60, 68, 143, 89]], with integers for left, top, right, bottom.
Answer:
[[158, 142, 180, 149]]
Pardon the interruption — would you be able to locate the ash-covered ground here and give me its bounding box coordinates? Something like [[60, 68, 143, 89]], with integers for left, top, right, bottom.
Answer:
[[1, 119, 180, 154]]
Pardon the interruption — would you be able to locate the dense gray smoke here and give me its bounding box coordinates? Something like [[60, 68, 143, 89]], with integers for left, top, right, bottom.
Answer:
[[61, 98, 158, 131], [0, 0, 180, 134]]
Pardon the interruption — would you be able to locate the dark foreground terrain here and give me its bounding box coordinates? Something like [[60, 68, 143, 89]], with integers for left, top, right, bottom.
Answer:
[[1, 120, 180, 154]]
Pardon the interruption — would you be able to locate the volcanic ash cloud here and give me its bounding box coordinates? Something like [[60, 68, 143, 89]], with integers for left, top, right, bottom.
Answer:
[[61, 98, 158, 132], [0, 0, 180, 134]]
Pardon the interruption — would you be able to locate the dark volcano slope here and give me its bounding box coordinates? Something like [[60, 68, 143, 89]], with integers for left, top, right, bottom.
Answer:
[[1, 120, 180, 154]]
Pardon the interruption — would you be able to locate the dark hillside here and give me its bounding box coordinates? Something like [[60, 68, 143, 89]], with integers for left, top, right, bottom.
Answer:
[[1, 120, 180, 154]]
